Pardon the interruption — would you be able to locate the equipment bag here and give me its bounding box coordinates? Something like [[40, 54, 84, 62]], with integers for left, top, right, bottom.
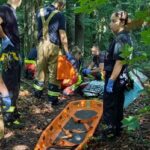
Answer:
[[57, 55, 77, 80]]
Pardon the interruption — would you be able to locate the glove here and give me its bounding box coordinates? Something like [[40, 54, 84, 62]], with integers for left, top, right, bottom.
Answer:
[[66, 52, 77, 68], [82, 68, 91, 75], [106, 79, 114, 93], [2, 97, 12, 110], [1, 36, 14, 50], [66, 52, 73, 61]]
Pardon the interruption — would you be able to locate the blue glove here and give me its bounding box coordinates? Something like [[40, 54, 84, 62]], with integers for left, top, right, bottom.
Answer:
[[106, 79, 115, 93], [82, 68, 91, 75], [66, 52, 73, 60], [2, 97, 12, 110], [2, 36, 14, 50]]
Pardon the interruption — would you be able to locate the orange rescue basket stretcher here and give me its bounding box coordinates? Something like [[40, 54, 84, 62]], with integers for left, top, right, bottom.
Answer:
[[34, 100, 103, 150]]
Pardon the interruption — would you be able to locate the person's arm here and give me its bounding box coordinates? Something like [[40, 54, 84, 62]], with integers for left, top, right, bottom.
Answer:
[[110, 60, 123, 80], [106, 41, 124, 93], [91, 66, 100, 73], [92, 62, 104, 73], [88, 61, 94, 70], [59, 29, 69, 53], [0, 17, 6, 38], [99, 63, 104, 72], [58, 12, 69, 54]]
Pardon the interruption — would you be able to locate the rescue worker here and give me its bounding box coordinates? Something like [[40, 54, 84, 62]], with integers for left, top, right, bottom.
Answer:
[[34, 0, 72, 106], [62, 46, 83, 95], [0, 0, 22, 127], [101, 10, 133, 139], [82, 44, 105, 80], [70, 46, 83, 73]]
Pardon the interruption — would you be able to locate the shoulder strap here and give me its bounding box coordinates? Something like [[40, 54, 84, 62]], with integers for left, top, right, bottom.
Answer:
[[40, 8, 59, 26], [46, 10, 59, 25], [40, 8, 59, 39]]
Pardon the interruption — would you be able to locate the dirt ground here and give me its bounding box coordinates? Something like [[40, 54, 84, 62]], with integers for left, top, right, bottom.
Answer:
[[0, 79, 149, 150]]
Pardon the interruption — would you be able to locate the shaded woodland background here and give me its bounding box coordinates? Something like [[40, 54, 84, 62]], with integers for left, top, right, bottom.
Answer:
[[0, 0, 150, 149], [0, 0, 150, 60]]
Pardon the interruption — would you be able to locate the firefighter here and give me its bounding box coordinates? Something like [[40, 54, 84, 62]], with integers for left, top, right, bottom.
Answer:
[[0, 0, 22, 127], [101, 10, 133, 139], [82, 44, 105, 80], [34, 0, 72, 106]]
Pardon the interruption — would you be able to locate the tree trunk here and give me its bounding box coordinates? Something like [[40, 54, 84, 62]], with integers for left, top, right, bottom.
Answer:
[[75, 14, 84, 50], [66, 1, 75, 49]]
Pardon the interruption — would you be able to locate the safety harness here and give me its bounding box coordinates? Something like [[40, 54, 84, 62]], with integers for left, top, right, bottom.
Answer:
[[0, 52, 19, 71]]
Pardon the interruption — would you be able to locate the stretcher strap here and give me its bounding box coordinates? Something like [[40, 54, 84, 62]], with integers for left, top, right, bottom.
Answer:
[[72, 114, 98, 124], [54, 139, 78, 147]]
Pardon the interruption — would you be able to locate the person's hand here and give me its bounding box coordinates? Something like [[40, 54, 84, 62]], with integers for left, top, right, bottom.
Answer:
[[2, 36, 14, 50], [66, 52, 73, 61], [82, 68, 91, 75], [106, 79, 114, 93]]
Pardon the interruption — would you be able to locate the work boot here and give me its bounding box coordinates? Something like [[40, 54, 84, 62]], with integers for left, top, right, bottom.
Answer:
[[1, 97, 14, 123], [13, 110, 21, 120], [33, 90, 43, 98], [48, 83, 61, 106], [33, 80, 44, 98], [6, 119, 24, 129], [99, 124, 116, 141], [48, 96, 59, 106], [3, 112, 24, 129]]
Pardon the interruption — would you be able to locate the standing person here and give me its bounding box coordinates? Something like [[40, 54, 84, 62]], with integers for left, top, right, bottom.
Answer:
[[0, 0, 22, 127], [101, 10, 133, 139], [33, 0, 72, 106], [82, 44, 105, 80]]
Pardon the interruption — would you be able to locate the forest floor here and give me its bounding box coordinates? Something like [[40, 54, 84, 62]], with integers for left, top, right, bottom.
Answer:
[[0, 78, 150, 150]]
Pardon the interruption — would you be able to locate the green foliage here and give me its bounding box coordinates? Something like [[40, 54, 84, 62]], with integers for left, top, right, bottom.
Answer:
[[140, 29, 150, 45], [0, 0, 5, 5], [74, 0, 108, 14], [122, 116, 140, 132], [120, 44, 147, 65], [135, 9, 150, 21], [138, 106, 150, 114], [44, 0, 53, 5], [120, 44, 134, 63]]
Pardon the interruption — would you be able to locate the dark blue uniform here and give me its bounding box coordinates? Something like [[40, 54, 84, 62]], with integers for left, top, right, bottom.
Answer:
[[36, 5, 65, 46], [93, 52, 105, 68], [91, 53, 105, 80], [0, 3, 21, 120], [0, 4, 20, 51], [103, 31, 132, 136]]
